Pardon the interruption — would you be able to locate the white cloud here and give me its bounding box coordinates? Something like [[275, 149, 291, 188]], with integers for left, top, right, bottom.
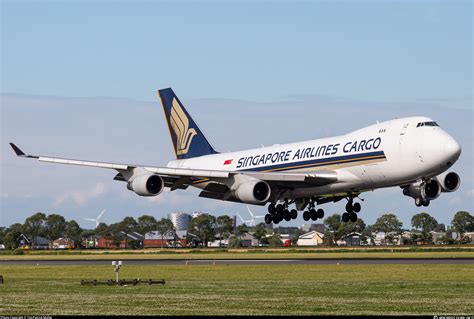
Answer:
[[53, 182, 108, 207]]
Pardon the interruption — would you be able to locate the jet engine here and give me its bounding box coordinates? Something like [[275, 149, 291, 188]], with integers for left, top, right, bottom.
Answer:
[[435, 171, 460, 192], [403, 179, 441, 203], [234, 179, 271, 204], [127, 173, 164, 196]]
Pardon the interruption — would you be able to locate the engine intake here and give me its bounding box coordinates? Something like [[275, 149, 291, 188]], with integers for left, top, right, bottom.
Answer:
[[403, 179, 441, 201], [234, 180, 271, 204], [436, 171, 460, 192], [127, 174, 164, 196]]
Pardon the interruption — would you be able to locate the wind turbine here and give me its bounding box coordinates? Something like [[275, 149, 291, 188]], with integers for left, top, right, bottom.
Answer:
[[84, 209, 106, 228], [238, 206, 264, 226]]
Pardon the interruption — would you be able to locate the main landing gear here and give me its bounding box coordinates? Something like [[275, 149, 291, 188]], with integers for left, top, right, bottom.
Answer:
[[342, 197, 361, 223], [265, 203, 298, 224], [264, 200, 325, 224], [302, 201, 324, 222]]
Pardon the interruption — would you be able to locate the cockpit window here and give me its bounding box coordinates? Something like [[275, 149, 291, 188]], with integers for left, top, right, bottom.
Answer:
[[416, 121, 439, 127]]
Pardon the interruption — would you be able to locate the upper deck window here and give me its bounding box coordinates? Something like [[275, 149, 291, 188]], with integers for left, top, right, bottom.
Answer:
[[416, 121, 439, 128]]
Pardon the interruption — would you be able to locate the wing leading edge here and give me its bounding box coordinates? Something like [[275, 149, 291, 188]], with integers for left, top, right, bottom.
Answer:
[[9, 143, 338, 189]]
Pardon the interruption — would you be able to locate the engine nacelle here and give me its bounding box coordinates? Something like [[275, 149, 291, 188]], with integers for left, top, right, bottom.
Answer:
[[435, 171, 460, 192], [127, 174, 164, 197], [234, 179, 271, 204], [403, 179, 441, 201]]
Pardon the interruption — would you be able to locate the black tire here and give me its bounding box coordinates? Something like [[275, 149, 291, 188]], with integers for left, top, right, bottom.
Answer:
[[290, 209, 298, 219], [350, 212, 357, 222], [317, 209, 324, 219], [342, 212, 350, 223], [268, 204, 276, 214], [273, 217, 280, 225], [422, 200, 430, 207], [353, 202, 361, 213], [264, 214, 273, 224], [415, 198, 423, 207], [284, 210, 291, 221], [345, 202, 354, 214], [310, 209, 317, 221], [303, 211, 310, 221], [276, 204, 284, 213]]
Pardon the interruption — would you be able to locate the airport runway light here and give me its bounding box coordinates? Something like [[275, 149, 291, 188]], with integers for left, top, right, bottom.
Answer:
[[112, 261, 123, 285]]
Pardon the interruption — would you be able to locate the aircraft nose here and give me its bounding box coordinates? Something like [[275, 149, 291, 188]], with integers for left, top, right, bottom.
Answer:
[[444, 137, 461, 161]]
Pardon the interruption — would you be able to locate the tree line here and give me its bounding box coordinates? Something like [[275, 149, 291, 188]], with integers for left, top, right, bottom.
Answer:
[[322, 211, 473, 245], [0, 210, 472, 249]]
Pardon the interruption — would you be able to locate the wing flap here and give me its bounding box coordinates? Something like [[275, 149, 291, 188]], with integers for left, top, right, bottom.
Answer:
[[241, 170, 338, 186]]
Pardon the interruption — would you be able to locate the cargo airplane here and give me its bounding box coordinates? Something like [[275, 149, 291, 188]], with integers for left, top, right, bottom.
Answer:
[[10, 88, 462, 224]]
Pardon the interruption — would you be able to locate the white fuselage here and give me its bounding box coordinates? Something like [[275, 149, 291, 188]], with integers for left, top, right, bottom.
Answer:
[[166, 116, 461, 200]]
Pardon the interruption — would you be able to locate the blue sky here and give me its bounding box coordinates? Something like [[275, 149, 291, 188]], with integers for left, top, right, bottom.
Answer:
[[2, 1, 471, 103], [1, 1, 472, 229]]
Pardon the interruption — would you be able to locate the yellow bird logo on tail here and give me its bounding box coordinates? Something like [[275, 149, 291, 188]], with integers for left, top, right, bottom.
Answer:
[[170, 98, 197, 155]]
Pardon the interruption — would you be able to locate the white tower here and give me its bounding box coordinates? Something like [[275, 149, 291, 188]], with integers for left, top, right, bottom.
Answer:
[[170, 212, 192, 231]]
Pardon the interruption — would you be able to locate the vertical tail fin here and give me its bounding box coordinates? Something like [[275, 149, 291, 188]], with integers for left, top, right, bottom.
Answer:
[[158, 88, 218, 159]]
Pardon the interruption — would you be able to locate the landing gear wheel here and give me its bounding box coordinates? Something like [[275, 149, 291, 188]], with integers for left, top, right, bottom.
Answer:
[[342, 212, 350, 223], [273, 217, 280, 225], [276, 204, 284, 214], [268, 204, 276, 214], [349, 212, 358, 223], [422, 200, 430, 207], [303, 211, 310, 221], [415, 198, 423, 207], [345, 202, 354, 214], [276, 211, 283, 222], [264, 214, 273, 224], [290, 209, 298, 220], [353, 202, 361, 213], [310, 209, 317, 221], [284, 210, 292, 222], [316, 209, 324, 219]]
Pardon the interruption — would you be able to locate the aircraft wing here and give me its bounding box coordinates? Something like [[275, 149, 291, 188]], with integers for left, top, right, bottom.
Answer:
[[9, 143, 338, 188]]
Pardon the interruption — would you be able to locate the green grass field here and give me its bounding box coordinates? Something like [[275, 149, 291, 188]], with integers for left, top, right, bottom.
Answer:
[[1, 263, 473, 315], [2, 246, 474, 260]]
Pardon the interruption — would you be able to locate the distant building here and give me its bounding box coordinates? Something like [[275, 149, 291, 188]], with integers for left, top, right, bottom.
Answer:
[[429, 231, 447, 244], [120, 231, 145, 248], [208, 238, 229, 248], [297, 231, 324, 246], [300, 224, 326, 234], [453, 232, 474, 243], [170, 212, 192, 231], [17, 234, 50, 250], [144, 230, 188, 248], [373, 232, 402, 246], [94, 236, 126, 249], [83, 232, 144, 249], [50, 238, 74, 249], [240, 233, 258, 247], [340, 232, 362, 246]]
